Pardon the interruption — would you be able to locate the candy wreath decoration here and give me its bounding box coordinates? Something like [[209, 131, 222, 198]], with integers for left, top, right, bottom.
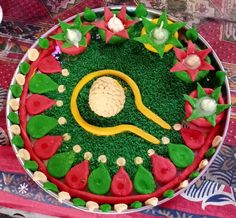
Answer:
[[6, 5, 231, 213]]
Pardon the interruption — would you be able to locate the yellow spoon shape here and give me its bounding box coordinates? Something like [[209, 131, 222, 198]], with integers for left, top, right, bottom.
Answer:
[[71, 69, 171, 144]]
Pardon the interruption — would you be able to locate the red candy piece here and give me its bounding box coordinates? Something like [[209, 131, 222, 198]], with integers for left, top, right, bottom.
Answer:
[[65, 160, 90, 190], [151, 153, 176, 184], [33, 136, 63, 160], [38, 55, 62, 73], [181, 128, 205, 150], [26, 94, 56, 115], [111, 166, 133, 196]]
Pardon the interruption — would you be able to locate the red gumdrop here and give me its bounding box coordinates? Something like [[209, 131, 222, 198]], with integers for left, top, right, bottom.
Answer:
[[26, 94, 56, 115], [181, 128, 205, 150], [151, 153, 177, 184], [65, 160, 90, 190], [38, 55, 62, 73], [33, 136, 63, 160], [111, 166, 133, 196]]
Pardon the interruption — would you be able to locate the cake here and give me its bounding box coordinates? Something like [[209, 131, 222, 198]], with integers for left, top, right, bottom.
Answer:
[[7, 4, 231, 213]]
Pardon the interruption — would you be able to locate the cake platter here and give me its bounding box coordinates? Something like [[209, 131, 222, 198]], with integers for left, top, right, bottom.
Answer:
[[6, 5, 231, 214]]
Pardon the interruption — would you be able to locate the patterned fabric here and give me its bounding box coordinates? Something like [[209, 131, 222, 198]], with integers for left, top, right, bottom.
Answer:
[[0, 0, 236, 217]]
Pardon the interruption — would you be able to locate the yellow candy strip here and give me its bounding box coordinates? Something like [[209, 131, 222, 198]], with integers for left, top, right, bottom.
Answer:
[[71, 70, 171, 144]]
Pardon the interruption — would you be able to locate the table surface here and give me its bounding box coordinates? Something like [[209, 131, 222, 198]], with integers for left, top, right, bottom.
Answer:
[[0, 0, 236, 217]]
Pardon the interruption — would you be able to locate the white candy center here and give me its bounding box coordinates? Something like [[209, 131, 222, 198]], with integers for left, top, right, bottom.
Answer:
[[152, 21, 169, 44], [200, 98, 217, 113], [66, 29, 82, 47], [184, 54, 201, 70], [107, 14, 124, 33]]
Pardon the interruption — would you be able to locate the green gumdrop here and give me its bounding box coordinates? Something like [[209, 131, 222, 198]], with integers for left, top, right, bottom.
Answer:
[[168, 143, 194, 168], [83, 7, 96, 22], [163, 189, 174, 198], [8, 112, 20, 124], [24, 160, 38, 171], [43, 182, 59, 192], [19, 62, 30, 75], [189, 171, 200, 179], [26, 115, 58, 139], [186, 28, 198, 42], [135, 3, 148, 18], [131, 201, 142, 209], [10, 84, 22, 98], [100, 204, 112, 212], [205, 147, 216, 158], [29, 74, 58, 94], [134, 165, 156, 194], [216, 71, 226, 86], [12, 135, 24, 148], [47, 152, 75, 179], [38, 38, 49, 49], [73, 198, 86, 207], [88, 163, 111, 195]]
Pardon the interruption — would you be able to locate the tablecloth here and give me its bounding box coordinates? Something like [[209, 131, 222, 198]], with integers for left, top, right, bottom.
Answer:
[[0, 0, 236, 217]]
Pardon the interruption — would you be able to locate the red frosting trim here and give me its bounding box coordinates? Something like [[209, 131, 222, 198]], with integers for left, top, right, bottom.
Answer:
[[38, 55, 62, 74]]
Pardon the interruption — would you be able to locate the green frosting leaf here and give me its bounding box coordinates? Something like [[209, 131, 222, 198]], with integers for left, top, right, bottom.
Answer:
[[183, 94, 196, 107], [216, 104, 230, 115], [73, 15, 82, 27], [50, 33, 65, 41], [216, 71, 226, 86], [24, 160, 38, 171], [205, 114, 216, 126], [79, 36, 87, 47], [29, 74, 58, 94], [38, 38, 49, 49], [47, 152, 75, 179], [189, 171, 199, 179], [135, 4, 148, 18], [10, 84, 22, 98], [134, 165, 156, 194], [205, 147, 216, 158], [80, 25, 94, 35], [88, 163, 111, 195], [19, 62, 30, 75], [7, 112, 20, 124], [59, 19, 71, 32], [27, 115, 58, 139], [73, 198, 86, 207], [131, 201, 142, 209], [163, 189, 174, 198], [11, 135, 24, 148], [168, 143, 194, 168], [83, 7, 97, 22], [166, 22, 187, 35], [100, 204, 112, 212], [43, 182, 59, 192], [142, 17, 156, 34], [186, 27, 198, 42], [157, 11, 168, 28], [187, 109, 205, 121], [197, 83, 207, 98], [210, 86, 221, 101], [62, 41, 73, 48]]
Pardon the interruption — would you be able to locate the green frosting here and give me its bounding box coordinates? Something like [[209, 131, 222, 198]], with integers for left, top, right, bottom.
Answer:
[[88, 163, 111, 195], [135, 3, 148, 18], [134, 165, 156, 194], [19, 62, 30, 75], [43, 182, 59, 192], [130, 201, 142, 209], [205, 147, 216, 158], [72, 198, 86, 207], [216, 71, 226, 86], [163, 189, 174, 198], [38, 38, 49, 49], [100, 204, 112, 212], [10, 84, 22, 98], [11, 135, 24, 148], [29, 74, 58, 94], [189, 171, 200, 179], [168, 143, 194, 168], [185, 27, 198, 42], [83, 7, 96, 22], [47, 151, 75, 179], [26, 115, 58, 139], [7, 112, 20, 124], [24, 160, 38, 171]]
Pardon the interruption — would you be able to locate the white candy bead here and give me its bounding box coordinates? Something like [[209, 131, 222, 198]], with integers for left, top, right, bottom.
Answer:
[[73, 144, 81, 153], [212, 135, 222, 147], [161, 136, 170, 144], [178, 180, 189, 189], [58, 191, 71, 203], [63, 133, 71, 141], [116, 157, 126, 166], [147, 149, 155, 156], [134, 156, 143, 165], [8, 99, 19, 111], [86, 201, 99, 212], [27, 48, 39, 61], [32, 171, 47, 183], [16, 149, 30, 160], [58, 85, 66, 93], [107, 14, 124, 33], [9, 124, 21, 135], [199, 159, 208, 170], [15, 74, 25, 86], [98, 155, 107, 163], [114, 203, 128, 213], [84, 152, 92, 160], [145, 197, 158, 206], [58, 117, 67, 125], [61, 69, 69, 77], [56, 100, 63, 107], [173, 123, 182, 131]]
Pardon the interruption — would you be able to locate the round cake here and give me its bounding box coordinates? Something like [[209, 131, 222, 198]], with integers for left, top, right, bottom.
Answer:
[[7, 4, 231, 213]]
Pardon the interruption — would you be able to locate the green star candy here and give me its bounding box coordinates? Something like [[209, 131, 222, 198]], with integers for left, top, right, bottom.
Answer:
[[185, 83, 230, 126], [134, 11, 186, 58]]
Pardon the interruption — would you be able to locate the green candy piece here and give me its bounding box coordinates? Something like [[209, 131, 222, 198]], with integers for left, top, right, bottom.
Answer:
[[186, 27, 198, 42], [88, 163, 111, 195], [7, 112, 20, 124], [47, 152, 75, 179], [72, 198, 86, 207], [24, 160, 38, 171], [43, 182, 59, 192], [205, 147, 216, 158], [163, 189, 174, 198], [38, 38, 49, 49], [29, 74, 58, 94], [11, 135, 24, 148], [130, 201, 142, 209], [168, 143, 194, 168], [100, 204, 112, 212], [26, 115, 58, 139], [189, 171, 200, 179], [134, 165, 156, 194], [10, 84, 22, 98], [216, 71, 226, 86], [19, 62, 30, 75], [83, 7, 96, 22], [135, 3, 148, 18]]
